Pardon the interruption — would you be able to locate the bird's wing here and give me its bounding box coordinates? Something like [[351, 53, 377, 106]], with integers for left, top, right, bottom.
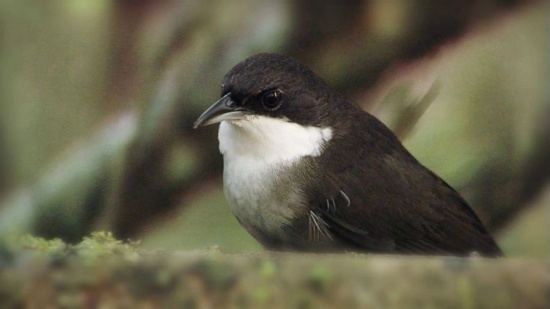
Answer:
[[312, 177, 502, 256], [308, 116, 502, 256]]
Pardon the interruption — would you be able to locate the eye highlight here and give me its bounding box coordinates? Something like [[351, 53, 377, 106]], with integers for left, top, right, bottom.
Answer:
[[260, 89, 283, 111], [220, 84, 229, 96]]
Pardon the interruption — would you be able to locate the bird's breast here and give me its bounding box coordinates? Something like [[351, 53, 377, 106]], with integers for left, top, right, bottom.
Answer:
[[222, 155, 305, 239], [217, 119, 332, 243]]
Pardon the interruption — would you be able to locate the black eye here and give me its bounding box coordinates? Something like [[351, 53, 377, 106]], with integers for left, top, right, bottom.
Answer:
[[261, 89, 283, 111]]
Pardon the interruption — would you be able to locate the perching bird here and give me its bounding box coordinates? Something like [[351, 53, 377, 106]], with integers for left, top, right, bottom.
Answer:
[[194, 53, 502, 257]]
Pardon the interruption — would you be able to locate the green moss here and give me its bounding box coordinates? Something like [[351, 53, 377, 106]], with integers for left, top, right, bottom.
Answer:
[[188, 258, 238, 291], [19, 235, 67, 255], [307, 265, 333, 292], [251, 286, 271, 303], [74, 231, 140, 263], [259, 260, 277, 278], [3, 231, 140, 264]]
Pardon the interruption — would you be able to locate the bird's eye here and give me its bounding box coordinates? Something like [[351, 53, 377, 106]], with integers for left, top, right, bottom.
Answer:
[[260, 89, 283, 111], [220, 84, 229, 97]]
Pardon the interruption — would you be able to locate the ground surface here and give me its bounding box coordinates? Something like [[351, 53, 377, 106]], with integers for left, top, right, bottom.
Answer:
[[1, 233, 548, 308]]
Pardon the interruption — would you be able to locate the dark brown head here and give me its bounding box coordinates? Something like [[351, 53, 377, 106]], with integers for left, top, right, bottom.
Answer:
[[194, 53, 350, 129]]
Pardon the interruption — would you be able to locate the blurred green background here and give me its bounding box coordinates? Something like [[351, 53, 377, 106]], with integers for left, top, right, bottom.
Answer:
[[0, 0, 548, 257]]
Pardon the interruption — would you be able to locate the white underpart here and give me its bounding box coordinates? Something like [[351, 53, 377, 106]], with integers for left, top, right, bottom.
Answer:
[[218, 116, 333, 236]]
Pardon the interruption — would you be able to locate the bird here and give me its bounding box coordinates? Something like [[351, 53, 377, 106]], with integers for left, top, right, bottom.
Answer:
[[193, 53, 502, 257]]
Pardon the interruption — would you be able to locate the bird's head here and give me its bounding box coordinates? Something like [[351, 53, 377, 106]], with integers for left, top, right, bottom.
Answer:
[[193, 53, 341, 129]]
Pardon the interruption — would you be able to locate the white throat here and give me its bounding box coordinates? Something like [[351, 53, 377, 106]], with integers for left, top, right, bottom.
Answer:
[[218, 116, 333, 235], [218, 116, 333, 164]]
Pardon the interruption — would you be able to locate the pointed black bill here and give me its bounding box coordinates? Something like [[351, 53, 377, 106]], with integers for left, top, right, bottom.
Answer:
[[193, 93, 245, 129]]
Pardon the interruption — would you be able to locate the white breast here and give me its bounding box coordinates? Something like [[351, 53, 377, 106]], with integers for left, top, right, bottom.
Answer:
[[218, 116, 333, 235]]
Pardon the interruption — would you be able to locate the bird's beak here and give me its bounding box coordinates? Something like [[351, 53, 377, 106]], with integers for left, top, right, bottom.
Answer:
[[193, 93, 245, 129]]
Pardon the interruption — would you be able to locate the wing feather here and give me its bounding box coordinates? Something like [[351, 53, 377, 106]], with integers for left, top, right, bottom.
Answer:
[[307, 112, 502, 256]]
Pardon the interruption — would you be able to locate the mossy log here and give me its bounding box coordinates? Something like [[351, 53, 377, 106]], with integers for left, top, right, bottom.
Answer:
[[1, 234, 548, 308]]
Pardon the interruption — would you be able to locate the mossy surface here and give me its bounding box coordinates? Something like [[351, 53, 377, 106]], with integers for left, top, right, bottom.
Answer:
[[0, 233, 549, 308]]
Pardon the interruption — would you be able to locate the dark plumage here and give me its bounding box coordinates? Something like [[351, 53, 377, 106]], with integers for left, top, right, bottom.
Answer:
[[195, 53, 502, 257]]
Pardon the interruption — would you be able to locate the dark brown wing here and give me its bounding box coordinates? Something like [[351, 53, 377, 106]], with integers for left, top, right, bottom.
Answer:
[[308, 112, 502, 256]]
